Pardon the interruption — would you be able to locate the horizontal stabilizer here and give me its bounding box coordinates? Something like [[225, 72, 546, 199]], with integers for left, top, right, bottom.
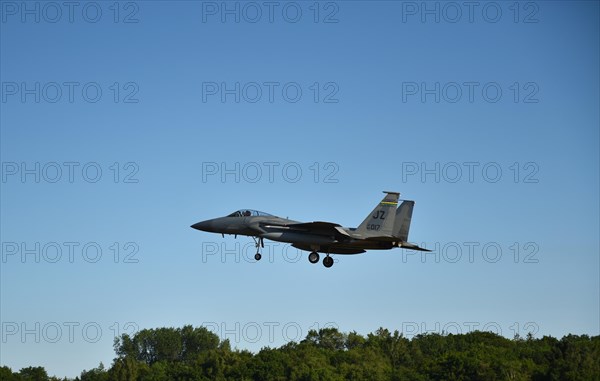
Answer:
[[398, 242, 431, 252]]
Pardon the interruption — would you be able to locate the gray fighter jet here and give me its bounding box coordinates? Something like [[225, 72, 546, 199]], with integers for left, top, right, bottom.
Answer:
[[191, 191, 429, 268]]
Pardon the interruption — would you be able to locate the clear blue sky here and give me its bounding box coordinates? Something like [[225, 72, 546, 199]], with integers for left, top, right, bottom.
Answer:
[[1, 1, 598, 378]]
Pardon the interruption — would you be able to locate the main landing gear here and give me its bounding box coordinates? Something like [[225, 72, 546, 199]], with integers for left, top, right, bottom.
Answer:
[[308, 251, 334, 268], [252, 236, 264, 261]]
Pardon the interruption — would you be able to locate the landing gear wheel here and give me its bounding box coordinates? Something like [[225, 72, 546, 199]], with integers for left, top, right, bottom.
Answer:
[[308, 251, 320, 264], [252, 236, 263, 261], [323, 256, 334, 268]]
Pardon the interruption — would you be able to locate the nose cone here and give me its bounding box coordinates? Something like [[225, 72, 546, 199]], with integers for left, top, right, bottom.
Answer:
[[191, 220, 213, 232]]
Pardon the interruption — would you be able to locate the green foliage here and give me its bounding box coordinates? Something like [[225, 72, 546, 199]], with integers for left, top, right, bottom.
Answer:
[[79, 363, 108, 381], [4, 327, 600, 381], [0, 366, 23, 381], [113, 325, 220, 365], [18, 366, 49, 381]]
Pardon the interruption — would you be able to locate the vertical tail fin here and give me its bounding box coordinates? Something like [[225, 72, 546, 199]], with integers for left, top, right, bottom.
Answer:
[[393, 200, 414, 242], [355, 191, 399, 237]]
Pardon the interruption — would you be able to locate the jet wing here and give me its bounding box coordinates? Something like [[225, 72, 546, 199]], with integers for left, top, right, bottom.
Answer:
[[261, 221, 352, 238]]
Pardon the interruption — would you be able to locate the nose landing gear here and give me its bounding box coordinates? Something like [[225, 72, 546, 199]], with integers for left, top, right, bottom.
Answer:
[[323, 255, 334, 268], [252, 237, 264, 261]]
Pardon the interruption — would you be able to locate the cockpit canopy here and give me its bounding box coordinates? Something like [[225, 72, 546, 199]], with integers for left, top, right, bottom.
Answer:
[[227, 209, 273, 218]]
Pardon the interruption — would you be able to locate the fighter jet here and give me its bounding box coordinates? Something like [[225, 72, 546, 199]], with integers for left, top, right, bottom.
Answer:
[[191, 191, 429, 268]]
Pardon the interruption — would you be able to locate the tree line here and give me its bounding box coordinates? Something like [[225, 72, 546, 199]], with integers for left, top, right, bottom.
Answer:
[[1, 325, 599, 380]]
